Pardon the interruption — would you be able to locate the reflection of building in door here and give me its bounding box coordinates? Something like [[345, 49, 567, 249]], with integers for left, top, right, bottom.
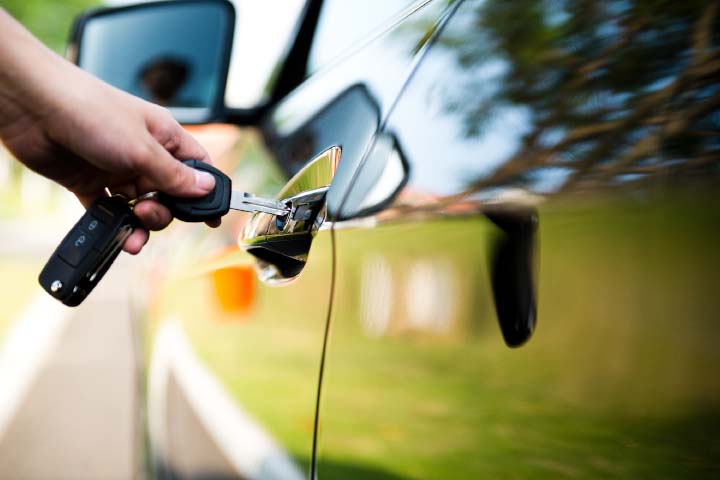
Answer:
[[360, 254, 461, 338]]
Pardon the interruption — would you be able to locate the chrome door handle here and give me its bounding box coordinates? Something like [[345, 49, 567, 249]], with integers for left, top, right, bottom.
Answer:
[[273, 186, 329, 232], [240, 147, 340, 281]]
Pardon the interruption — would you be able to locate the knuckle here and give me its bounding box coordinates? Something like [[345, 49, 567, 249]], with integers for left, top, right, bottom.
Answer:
[[167, 163, 191, 192], [127, 141, 155, 168], [149, 109, 180, 148], [164, 132, 181, 153], [137, 202, 172, 230]]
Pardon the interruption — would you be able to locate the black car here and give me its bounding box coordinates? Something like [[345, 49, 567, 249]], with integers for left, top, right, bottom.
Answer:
[[70, 0, 720, 478]]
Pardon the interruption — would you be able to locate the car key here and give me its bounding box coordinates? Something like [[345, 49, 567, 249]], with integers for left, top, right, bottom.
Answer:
[[160, 159, 290, 221], [39, 195, 137, 307], [39, 161, 289, 307]]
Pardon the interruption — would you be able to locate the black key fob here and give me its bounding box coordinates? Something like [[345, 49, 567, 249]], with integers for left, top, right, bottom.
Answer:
[[39, 196, 136, 307], [160, 159, 232, 222]]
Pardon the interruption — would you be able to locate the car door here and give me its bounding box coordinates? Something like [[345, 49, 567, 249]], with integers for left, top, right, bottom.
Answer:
[[143, 1, 453, 478], [316, 0, 720, 479]]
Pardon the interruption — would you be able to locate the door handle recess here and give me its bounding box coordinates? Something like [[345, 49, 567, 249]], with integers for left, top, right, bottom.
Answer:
[[241, 147, 340, 282]]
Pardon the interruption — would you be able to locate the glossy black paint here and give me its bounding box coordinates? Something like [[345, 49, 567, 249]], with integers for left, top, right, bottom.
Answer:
[[272, 0, 719, 477], [486, 208, 538, 347], [103, 0, 720, 477]]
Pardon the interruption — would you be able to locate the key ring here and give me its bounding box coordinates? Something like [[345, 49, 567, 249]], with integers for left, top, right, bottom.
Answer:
[[128, 191, 159, 207]]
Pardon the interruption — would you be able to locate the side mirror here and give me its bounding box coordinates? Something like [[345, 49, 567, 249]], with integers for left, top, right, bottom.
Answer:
[[334, 132, 410, 220], [70, 0, 312, 125], [70, 0, 235, 124]]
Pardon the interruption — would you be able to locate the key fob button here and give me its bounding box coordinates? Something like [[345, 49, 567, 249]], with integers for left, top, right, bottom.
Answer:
[[82, 216, 103, 233], [58, 228, 94, 267]]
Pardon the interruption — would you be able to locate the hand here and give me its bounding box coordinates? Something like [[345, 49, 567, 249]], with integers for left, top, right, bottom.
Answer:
[[0, 9, 219, 254]]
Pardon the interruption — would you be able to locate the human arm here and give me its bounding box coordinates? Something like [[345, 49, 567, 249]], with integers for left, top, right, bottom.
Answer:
[[0, 8, 217, 253]]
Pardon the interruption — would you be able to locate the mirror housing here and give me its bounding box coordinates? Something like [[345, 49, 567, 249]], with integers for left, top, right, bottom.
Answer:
[[334, 132, 410, 220], [69, 0, 316, 125], [70, 0, 235, 124]]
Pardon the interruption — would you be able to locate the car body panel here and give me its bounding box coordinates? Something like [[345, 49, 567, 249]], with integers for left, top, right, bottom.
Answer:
[[140, 0, 720, 478], [149, 230, 332, 477], [317, 0, 720, 478], [143, 1, 457, 477]]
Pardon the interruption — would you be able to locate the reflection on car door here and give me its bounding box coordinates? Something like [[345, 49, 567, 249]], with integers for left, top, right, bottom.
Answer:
[[146, 1, 453, 478], [317, 0, 720, 478]]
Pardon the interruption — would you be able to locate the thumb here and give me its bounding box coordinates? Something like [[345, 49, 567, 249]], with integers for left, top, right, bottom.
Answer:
[[134, 139, 216, 197]]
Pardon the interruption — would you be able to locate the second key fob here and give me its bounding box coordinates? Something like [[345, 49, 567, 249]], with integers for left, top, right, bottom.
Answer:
[[39, 196, 136, 306]]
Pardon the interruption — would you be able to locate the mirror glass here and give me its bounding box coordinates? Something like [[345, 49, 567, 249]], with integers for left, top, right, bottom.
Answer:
[[77, 1, 234, 123], [336, 132, 409, 220]]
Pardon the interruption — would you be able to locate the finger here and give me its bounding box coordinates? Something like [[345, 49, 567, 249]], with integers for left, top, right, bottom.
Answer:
[[132, 138, 215, 198], [167, 125, 212, 164], [205, 217, 222, 228], [75, 191, 106, 210], [136, 176, 160, 196], [123, 228, 149, 255], [133, 200, 173, 231], [148, 110, 211, 164]]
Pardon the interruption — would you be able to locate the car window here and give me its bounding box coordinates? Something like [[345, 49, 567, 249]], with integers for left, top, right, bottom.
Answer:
[[225, 0, 306, 108], [307, 0, 424, 74]]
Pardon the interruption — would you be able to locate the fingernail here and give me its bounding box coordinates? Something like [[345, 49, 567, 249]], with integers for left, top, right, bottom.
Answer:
[[195, 170, 216, 192]]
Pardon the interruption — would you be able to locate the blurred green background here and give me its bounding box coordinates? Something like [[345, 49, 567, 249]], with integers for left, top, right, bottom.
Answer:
[[1, 0, 100, 216], [2, 0, 99, 53], [0, 1, 99, 331]]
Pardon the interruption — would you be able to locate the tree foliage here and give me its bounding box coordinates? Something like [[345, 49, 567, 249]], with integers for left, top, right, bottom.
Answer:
[[3, 0, 99, 53], [440, 0, 720, 193]]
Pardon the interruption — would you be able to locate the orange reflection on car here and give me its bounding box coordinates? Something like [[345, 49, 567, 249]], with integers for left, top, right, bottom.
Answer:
[[209, 248, 256, 316]]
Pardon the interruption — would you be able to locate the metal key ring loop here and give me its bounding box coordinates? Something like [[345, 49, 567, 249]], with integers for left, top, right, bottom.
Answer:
[[128, 191, 159, 207]]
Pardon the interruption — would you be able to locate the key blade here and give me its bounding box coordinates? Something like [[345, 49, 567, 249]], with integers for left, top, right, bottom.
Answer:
[[230, 191, 289, 216]]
